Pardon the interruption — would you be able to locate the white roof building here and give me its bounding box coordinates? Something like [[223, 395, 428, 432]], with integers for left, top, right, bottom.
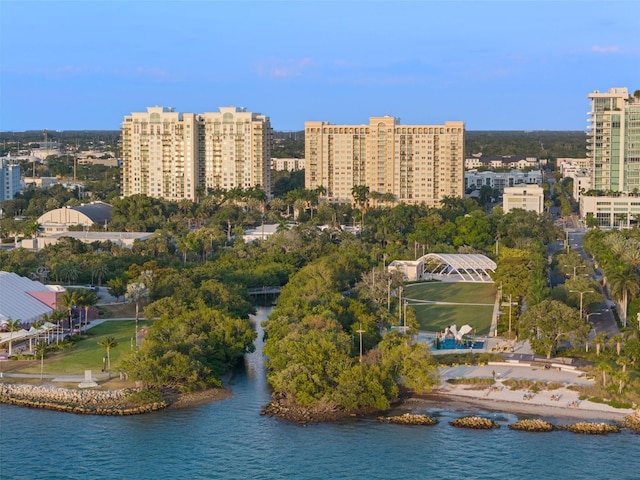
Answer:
[[0, 272, 65, 326], [20, 231, 154, 250], [388, 253, 496, 282]]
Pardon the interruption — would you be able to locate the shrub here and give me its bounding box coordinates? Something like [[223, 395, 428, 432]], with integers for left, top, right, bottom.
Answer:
[[446, 377, 493, 386]]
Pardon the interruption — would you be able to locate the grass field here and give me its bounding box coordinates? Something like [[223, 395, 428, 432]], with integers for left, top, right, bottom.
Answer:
[[404, 282, 497, 335], [5, 320, 151, 376]]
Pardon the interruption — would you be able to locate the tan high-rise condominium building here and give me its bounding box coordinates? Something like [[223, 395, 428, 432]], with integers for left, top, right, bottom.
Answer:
[[121, 106, 272, 201], [305, 116, 464, 206], [587, 87, 640, 193]]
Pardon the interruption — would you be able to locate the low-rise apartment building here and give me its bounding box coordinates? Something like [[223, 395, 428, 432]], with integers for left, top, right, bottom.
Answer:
[[502, 185, 545, 214]]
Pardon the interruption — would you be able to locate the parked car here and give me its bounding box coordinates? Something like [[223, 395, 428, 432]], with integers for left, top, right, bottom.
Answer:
[[84, 284, 99, 292]]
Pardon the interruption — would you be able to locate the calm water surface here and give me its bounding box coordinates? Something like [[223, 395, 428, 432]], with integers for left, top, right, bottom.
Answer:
[[1, 308, 638, 480]]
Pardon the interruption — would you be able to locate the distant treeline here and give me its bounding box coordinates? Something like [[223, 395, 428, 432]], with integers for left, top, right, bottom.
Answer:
[[466, 131, 586, 159], [1, 129, 586, 160]]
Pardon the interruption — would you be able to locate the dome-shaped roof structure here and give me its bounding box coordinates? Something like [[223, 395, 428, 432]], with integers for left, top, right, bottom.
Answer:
[[38, 201, 112, 231]]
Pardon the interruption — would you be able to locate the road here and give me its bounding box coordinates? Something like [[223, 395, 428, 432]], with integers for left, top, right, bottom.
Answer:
[[564, 228, 621, 338]]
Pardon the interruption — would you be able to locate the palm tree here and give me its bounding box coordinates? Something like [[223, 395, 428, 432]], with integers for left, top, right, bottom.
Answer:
[[609, 333, 626, 356], [126, 282, 149, 346], [28, 318, 44, 352], [22, 220, 41, 239], [98, 336, 118, 373], [34, 340, 47, 380], [351, 184, 370, 231], [59, 289, 80, 332], [291, 199, 305, 221], [59, 262, 81, 285], [5, 318, 21, 357], [594, 332, 609, 356], [612, 367, 630, 394], [50, 310, 67, 344], [608, 267, 640, 326], [596, 360, 613, 387], [91, 257, 109, 287], [76, 289, 99, 333]]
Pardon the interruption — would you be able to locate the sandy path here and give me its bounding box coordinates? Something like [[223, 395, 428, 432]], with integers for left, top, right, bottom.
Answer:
[[429, 362, 634, 421]]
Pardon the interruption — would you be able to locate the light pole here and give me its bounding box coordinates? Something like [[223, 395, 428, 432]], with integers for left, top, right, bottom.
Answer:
[[398, 285, 403, 326], [570, 290, 594, 320], [564, 264, 586, 279], [501, 294, 517, 336], [586, 312, 601, 323], [356, 324, 365, 363], [403, 300, 408, 334]]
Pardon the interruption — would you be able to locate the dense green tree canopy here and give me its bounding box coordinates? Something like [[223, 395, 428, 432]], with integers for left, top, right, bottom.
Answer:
[[518, 300, 587, 358], [122, 306, 256, 392]]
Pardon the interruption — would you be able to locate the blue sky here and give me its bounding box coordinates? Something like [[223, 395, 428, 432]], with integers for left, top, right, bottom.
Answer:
[[1, 0, 639, 131]]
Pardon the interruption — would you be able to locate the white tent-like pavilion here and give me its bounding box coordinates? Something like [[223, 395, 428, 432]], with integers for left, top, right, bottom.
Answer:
[[0, 272, 64, 326], [421, 253, 496, 282], [388, 253, 496, 282]]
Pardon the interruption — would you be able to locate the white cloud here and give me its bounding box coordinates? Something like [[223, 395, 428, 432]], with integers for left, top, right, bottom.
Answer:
[[591, 45, 621, 54], [255, 58, 313, 78]]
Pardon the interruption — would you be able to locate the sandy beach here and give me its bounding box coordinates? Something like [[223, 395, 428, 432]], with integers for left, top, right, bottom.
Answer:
[[420, 362, 635, 422]]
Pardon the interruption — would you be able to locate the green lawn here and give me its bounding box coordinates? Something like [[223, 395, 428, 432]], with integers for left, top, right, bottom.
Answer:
[[16, 320, 151, 375], [404, 282, 497, 303], [413, 304, 494, 334], [404, 282, 497, 335]]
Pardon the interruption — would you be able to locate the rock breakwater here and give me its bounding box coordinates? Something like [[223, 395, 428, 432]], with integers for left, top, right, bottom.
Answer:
[[508, 419, 554, 432], [377, 413, 438, 426], [622, 411, 640, 433], [0, 383, 166, 415], [559, 421, 621, 435], [450, 415, 500, 429]]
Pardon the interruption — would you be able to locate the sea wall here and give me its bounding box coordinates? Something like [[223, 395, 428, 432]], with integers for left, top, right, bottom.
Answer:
[[0, 383, 166, 415]]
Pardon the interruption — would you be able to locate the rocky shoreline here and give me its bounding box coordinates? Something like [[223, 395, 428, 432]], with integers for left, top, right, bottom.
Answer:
[[0, 382, 234, 415], [260, 396, 357, 424], [0, 383, 167, 415]]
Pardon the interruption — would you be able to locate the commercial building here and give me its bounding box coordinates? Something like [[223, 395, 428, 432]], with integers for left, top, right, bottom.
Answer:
[[121, 106, 272, 201], [587, 88, 640, 193], [579, 194, 640, 229], [502, 185, 545, 214], [464, 154, 542, 170], [0, 158, 21, 201], [465, 170, 542, 193], [305, 116, 464, 206]]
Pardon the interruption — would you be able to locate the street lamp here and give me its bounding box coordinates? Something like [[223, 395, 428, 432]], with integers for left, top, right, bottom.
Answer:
[[356, 324, 365, 364], [564, 264, 586, 279], [586, 312, 601, 323], [501, 294, 518, 336], [398, 285, 403, 326], [570, 290, 594, 320], [403, 300, 408, 334]]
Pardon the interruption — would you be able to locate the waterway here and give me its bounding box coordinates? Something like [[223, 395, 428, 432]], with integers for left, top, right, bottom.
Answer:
[[1, 307, 638, 480]]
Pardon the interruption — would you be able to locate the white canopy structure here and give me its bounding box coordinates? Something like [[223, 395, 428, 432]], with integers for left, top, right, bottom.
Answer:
[[422, 253, 496, 282], [0, 272, 64, 326]]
